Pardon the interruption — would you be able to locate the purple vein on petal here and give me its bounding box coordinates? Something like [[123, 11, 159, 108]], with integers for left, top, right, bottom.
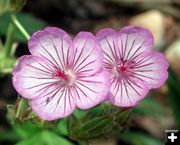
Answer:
[[74, 53, 91, 71], [126, 79, 141, 96], [73, 86, 83, 106], [61, 37, 66, 68], [73, 40, 87, 69], [24, 81, 59, 90], [123, 34, 128, 60], [25, 63, 52, 75], [125, 39, 136, 61], [54, 88, 66, 113], [75, 59, 97, 72], [51, 37, 65, 70], [103, 50, 116, 64], [35, 58, 54, 73], [77, 78, 102, 84], [113, 78, 120, 97], [120, 36, 124, 59], [122, 78, 133, 105], [76, 81, 98, 94], [105, 38, 117, 62], [40, 42, 60, 69], [128, 40, 145, 62], [75, 84, 96, 103]]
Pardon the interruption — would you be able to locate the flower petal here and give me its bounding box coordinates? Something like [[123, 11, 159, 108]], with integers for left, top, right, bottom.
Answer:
[[12, 55, 59, 99], [109, 77, 149, 107], [74, 70, 110, 109], [72, 32, 103, 76], [116, 26, 154, 61], [28, 27, 74, 70], [31, 87, 75, 120], [129, 52, 169, 89], [96, 28, 120, 67]]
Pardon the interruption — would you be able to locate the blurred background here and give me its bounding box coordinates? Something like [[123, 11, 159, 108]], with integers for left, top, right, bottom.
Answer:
[[0, 0, 180, 145]]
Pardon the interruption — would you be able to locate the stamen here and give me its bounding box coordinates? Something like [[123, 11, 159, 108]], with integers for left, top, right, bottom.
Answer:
[[54, 69, 76, 86], [55, 70, 68, 81]]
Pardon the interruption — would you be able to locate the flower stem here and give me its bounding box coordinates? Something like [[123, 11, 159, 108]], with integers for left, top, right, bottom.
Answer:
[[11, 13, 30, 40], [4, 23, 15, 57]]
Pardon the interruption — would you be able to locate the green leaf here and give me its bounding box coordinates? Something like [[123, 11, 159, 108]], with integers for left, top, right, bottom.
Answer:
[[0, 12, 46, 42], [118, 131, 163, 145], [41, 131, 74, 145], [133, 97, 167, 117], [167, 69, 180, 128], [14, 122, 42, 139], [16, 130, 74, 145], [15, 133, 43, 145], [58, 119, 69, 136], [69, 107, 131, 140], [73, 109, 87, 119], [0, 130, 20, 142]]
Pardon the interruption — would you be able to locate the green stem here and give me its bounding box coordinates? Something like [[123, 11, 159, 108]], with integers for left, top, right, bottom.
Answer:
[[78, 140, 89, 145], [15, 97, 28, 119], [4, 23, 15, 57], [11, 13, 30, 40]]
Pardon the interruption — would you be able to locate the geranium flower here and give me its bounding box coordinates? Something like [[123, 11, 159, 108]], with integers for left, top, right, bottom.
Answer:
[[12, 27, 109, 120], [96, 26, 169, 107]]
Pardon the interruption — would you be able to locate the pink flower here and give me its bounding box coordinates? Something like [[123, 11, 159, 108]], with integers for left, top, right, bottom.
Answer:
[[96, 26, 169, 107], [12, 27, 109, 120]]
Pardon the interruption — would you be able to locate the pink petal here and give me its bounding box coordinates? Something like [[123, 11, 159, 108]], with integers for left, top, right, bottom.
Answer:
[[109, 77, 149, 107], [73, 70, 110, 109], [12, 55, 59, 99], [72, 32, 103, 76], [116, 26, 154, 61], [28, 27, 74, 70], [96, 28, 120, 67], [129, 52, 169, 89], [31, 87, 75, 120]]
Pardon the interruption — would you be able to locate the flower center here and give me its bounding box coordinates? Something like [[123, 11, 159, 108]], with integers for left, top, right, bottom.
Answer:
[[115, 60, 136, 78], [55, 70, 68, 81], [117, 61, 127, 72], [55, 69, 75, 86]]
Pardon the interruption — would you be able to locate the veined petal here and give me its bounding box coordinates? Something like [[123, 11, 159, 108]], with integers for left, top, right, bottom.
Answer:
[[72, 32, 103, 76], [31, 87, 75, 120], [28, 27, 74, 70], [116, 26, 154, 61], [109, 77, 149, 107], [12, 55, 59, 99], [96, 28, 120, 66], [129, 52, 169, 89], [73, 70, 110, 109]]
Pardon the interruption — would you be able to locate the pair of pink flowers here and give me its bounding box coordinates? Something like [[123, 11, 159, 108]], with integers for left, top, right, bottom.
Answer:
[[12, 26, 168, 120]]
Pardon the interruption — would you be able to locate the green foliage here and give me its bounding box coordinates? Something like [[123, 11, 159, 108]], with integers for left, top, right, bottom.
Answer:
[[167, 69, 180, 128], [57, 119, 69, 136], [118, 131, 163, 145], [6, 101, 132, 144], [0, 121, 74, 145], [133, 97, 167, 117], [8, 122, 74, 145], [69, 105, 132, 140], [0, 0, 27, 15], [0, 12, 46, 42], [15, 130, 74, 145], [0, 53, 16, 74]]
